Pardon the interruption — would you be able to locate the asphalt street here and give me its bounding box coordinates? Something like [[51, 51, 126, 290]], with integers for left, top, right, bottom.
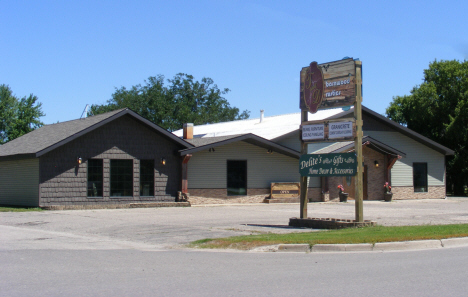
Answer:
[[2, 198, 468, 296]]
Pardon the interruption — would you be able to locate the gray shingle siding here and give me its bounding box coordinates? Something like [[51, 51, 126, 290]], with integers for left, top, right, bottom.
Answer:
[[39, 115, 182, 206]]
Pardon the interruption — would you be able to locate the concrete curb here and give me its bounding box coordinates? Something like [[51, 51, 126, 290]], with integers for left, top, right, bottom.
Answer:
[[441, 237, 468, 248], [268, 237, 468, 253], [373, 239, 442, 251], [278, 244, 310, 252]]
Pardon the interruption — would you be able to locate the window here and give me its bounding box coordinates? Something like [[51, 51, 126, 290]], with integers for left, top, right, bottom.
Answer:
[[346, 175, 352, 186], [110, 159, 133, 197], [140, 160, 154, 196], [227, 160, 247, 196], [87, 159, 103, 197], [413, 163, 428, 192]]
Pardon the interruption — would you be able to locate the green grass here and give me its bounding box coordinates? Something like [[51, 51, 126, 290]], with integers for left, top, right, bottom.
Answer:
[[190, 224, 468, 250], [0, 206, 43, 212]]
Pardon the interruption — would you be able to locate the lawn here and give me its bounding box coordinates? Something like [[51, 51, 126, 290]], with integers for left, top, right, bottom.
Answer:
[[190, 224, 468, 250]]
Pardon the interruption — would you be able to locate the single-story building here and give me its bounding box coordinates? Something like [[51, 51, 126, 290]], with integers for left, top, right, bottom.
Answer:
[[0, 106, 454, 207], [173, 106, 454, 203], [0, 109, 194, 208]]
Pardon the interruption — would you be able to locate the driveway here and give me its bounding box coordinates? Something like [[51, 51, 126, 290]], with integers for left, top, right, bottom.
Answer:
[[1, 198, 468, 251]]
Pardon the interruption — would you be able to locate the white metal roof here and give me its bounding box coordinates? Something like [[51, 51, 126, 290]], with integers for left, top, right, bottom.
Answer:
[[173, 108, 348, 140]]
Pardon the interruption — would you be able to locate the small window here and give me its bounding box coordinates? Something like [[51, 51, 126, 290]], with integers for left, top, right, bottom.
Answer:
[[227, 160, 247, 196], [140, 160, 154, 196], [346, 176, 352, 186], [413, 163, 428, 192], [87, 159, 103, 197], [110, 159, 133, 197]]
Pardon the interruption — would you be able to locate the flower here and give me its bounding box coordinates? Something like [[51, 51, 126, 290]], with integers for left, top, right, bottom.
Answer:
[[337, 184, 344, 192], [384, 182, 392, 193]]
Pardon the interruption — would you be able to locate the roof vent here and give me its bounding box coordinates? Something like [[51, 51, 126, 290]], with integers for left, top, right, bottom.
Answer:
[[260, 110, 264, 123]]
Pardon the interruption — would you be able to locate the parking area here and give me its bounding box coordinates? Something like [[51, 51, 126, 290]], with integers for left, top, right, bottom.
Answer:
[[1, 198, 468, 251]]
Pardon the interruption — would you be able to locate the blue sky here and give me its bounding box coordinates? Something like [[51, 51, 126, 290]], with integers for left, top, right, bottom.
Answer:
[[1, 0, 467, 124]]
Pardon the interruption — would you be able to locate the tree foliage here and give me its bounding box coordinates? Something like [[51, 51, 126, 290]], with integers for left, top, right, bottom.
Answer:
[[89, 74, 250, 131], [386, 59, 468, 195], [0, 85, 45, 144]]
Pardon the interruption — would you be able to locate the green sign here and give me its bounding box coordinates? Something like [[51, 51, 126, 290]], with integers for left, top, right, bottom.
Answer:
[[299, 153, 357, 177]]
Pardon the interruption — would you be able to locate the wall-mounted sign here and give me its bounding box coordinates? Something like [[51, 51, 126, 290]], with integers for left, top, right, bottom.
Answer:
[[299, 153, 357, 177], [301, 118, 356, 142], [300, 58, 356, 113]]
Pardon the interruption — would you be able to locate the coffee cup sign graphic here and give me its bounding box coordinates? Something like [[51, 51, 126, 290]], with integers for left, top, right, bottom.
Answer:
[[303, 62, 324, 113]]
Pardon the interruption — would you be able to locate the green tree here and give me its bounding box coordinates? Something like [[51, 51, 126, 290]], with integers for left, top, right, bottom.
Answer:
[[89, 73, 250, 131], [386, 59, 468, 195], [0, 85, 44, 144]]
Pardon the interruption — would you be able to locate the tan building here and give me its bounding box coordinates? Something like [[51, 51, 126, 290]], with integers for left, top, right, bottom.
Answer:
[[0, 106, 454, 208], [173, 106, 454, 204]]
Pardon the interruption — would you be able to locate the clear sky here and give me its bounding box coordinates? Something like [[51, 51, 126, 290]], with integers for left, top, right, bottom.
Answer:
[[1, 0, 467, 125]]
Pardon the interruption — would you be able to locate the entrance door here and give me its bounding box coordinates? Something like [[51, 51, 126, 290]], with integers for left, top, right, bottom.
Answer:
[[227, 160, 247, 196], [343, 165, 368, 200]]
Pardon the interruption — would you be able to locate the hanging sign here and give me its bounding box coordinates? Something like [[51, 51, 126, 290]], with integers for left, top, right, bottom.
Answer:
[[300, 58, 356, 113], [302, 62, 324, 113], [301, 118, 356, 142], [299, 153, 357, 177], [301, 123, 325, 141]]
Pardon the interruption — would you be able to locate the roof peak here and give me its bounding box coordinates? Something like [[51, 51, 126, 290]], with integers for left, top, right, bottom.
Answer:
[[46, 108, 128, 126]]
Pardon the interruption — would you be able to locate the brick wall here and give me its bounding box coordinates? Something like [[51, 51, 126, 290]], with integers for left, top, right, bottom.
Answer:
[[188, 187, 323, 204], [326, 147, 387, 201], [189, 194, 268, 205], [188, 188, 269, 204], [188, 188, 269, 199], [39, 115, 183, 206], [308, 187, 323, 202], [391, 186, 446, 199]]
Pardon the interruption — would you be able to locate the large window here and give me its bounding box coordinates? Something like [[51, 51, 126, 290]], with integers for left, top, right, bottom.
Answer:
[[110, 159, 133, 197], [87, 159, 103, 197], [140, 160, 154, 196], [227, 160, 247, 196], [413, 163, 428, 192]]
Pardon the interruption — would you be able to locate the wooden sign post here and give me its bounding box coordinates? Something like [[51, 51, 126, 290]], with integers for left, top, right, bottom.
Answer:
[[299, 58, 364, 222], [300, 110, 308, 219], [354, 61, 363, 222]]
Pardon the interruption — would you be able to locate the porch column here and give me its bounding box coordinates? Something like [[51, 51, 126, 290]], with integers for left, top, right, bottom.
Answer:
[[181, 154, 192, 194]]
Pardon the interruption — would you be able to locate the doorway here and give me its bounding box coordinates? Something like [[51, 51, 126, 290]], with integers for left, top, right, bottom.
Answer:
[[343, 165, 368, 200], [227, 160, 247, 196]]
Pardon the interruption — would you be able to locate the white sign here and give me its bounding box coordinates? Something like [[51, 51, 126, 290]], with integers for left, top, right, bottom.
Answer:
[[302, 124, 325, 141], [329, 121, 353, 139]]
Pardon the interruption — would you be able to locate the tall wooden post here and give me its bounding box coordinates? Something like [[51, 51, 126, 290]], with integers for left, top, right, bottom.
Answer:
[[354, 61, 363, 222], [300, 110, 308, 219], [181, 154, 192, 194]]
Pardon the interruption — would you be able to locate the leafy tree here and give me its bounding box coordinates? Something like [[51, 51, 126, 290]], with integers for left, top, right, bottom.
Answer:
[[89, 73, 250, 131], [0, 85, 44, 144], [386, 59, 468, 195]]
